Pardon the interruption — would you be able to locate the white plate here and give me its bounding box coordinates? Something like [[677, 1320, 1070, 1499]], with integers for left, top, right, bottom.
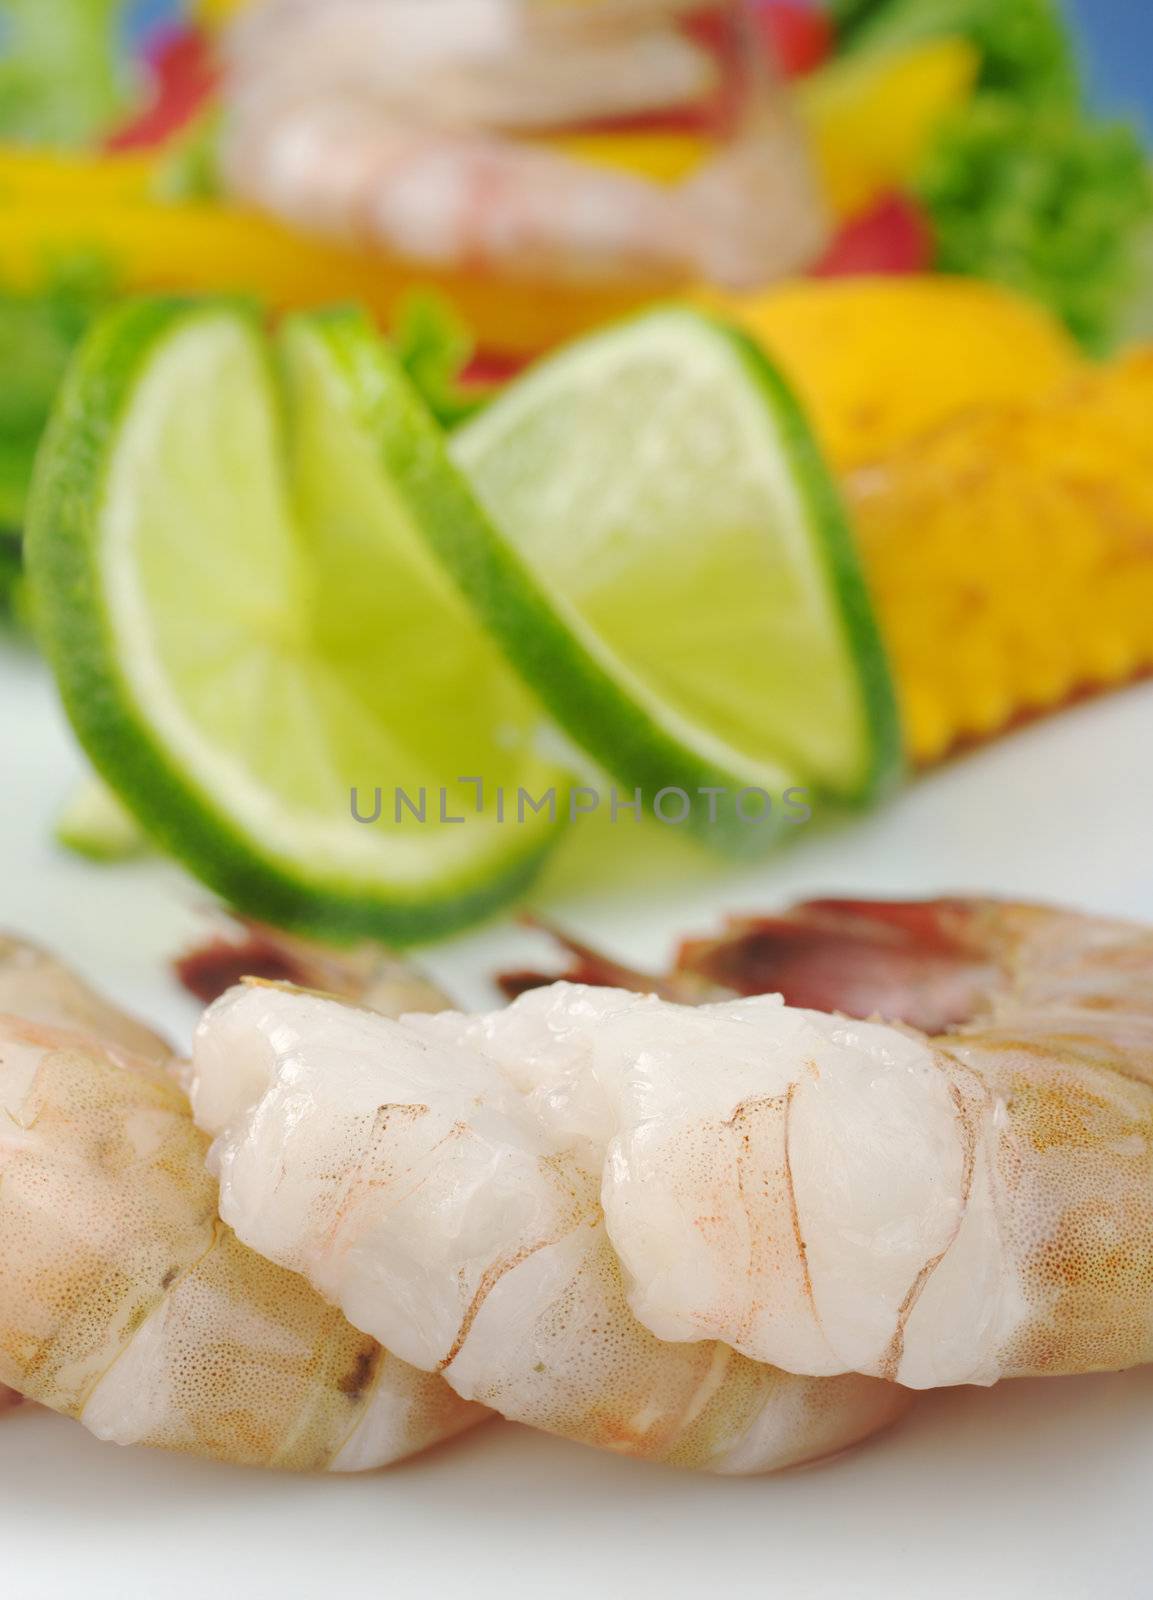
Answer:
[[3, 634, 1152, 1600]]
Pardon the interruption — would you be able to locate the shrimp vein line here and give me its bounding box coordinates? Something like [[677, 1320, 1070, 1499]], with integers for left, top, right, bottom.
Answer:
[[438, 1223, 583, 1377], [879, 1069, 981, 1382], [782, 1082, 819, 1331], [438, 1150, 598, 1375]]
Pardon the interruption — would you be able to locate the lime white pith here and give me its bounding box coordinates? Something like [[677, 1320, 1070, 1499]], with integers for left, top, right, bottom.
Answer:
[[30, 302, 565, 941], [454, 309, 901, 828]]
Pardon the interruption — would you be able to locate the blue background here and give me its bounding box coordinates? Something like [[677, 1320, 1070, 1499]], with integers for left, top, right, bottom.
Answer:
[[1065, 0, 1152, 128]]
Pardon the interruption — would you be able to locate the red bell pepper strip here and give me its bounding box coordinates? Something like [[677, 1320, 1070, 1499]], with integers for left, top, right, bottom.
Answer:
[[104, 27, 219, 153], [811, 192, 935, 278]]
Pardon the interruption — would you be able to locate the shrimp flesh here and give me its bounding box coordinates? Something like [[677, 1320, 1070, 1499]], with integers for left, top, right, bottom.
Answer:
[[0, 936, 485, 1468], [190, 895, 1153, 1459]]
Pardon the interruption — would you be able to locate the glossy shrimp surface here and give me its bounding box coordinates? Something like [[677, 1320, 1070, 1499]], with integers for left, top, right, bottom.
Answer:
[[0, 939, 484, 1468], [191, 982, 908, 1473]]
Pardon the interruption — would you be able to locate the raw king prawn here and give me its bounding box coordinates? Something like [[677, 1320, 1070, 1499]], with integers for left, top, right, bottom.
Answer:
[[189, 899, 1153, 1455]]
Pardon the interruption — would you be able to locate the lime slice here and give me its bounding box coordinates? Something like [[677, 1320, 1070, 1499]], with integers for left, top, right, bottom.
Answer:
[[28, 299, 566, 943], [453, 307, 902, 853]]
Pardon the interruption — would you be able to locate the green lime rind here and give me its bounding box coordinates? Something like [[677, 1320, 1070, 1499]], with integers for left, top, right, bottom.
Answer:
[[451, 307, 903, 856], [713, 316, 905, 806], [28, 298, 563, 944]]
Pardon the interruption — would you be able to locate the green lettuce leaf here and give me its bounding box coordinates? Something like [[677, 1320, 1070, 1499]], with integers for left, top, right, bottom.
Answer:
[[917, 97, 1153, 353], [0, 0, 129, 147], [830, 0, 1153, 352], [392, 293, 494, 430], [828, 0, 1080, 108], [0, 254, 118, 531], [0, 529, 26, 626]]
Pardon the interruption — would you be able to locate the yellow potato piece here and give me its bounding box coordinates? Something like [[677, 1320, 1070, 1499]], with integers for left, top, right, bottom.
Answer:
[[849, 350, 1153, 763], [0, 201, 647, 357], [707, 275, 1085, 473]]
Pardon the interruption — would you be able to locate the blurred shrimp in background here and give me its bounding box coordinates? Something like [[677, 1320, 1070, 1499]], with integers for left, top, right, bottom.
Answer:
[[217, 0, 829, 291]]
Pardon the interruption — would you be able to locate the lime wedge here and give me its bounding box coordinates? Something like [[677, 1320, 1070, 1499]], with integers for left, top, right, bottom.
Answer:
[[28, 300, 566, 943], [453, 308, 902, 852]]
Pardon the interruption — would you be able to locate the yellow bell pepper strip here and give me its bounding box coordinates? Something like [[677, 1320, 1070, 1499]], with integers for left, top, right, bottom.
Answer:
[[0, 147, 157, 204], [538, 132, 709, 186], [195, 0, 252, 22], [0, 138, 649, 355], [849, 350, 1153, 764], [703, 275, 1084, 473], [799, 36, 980, 218], [0, 200, 648, 357]]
